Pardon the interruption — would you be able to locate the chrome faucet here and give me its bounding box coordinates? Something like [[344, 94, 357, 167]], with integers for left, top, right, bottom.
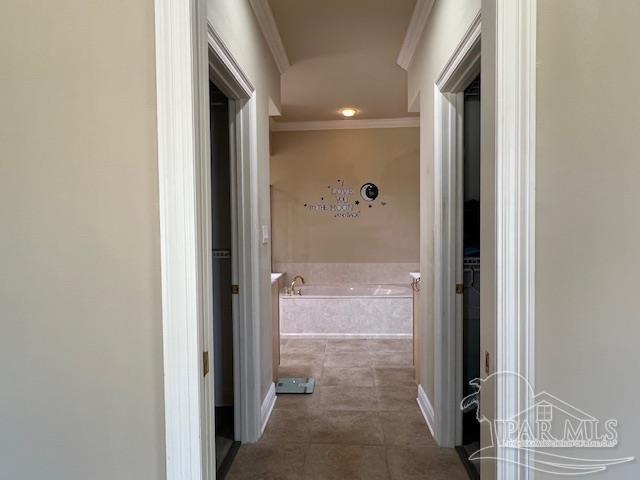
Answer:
[[290, 275, 305, 295]]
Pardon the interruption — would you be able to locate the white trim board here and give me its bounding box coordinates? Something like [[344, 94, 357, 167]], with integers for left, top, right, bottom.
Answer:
[[248, 0, 290, 74], [154, 0, 209, 478], [270, 117, 419, 132], [428, 2, 536, 477], [207, 26, 264, 448], [494, 1, 536, 478], [260, 383, 277, 435], [155, 1, 265, 476], [397, 0, 436, 70], [207, 25, 254, 96], [432, 11, 481, 449], [417, 384, 436, 437], [435, 12, 481, 91]]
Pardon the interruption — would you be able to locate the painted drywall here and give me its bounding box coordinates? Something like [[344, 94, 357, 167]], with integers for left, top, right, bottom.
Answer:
[[0, 2, 283, 478], [0, 1, 165, 479], [207, 0, 282, 405], [535, 1, 640, 478], [403, 2, 640, 479], [479, 3, 497, 479], [269, 0, 417, 122], [270, 128, 420, 265], [407, 0, 481, 424]]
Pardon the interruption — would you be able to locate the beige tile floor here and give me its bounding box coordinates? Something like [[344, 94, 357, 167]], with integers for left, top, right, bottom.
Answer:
[[227, 338, 469, 480]]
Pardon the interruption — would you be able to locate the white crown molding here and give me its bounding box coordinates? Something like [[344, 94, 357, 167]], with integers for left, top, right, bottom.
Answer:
[[249, 0, 290, 74], [270, 116, 420, 132], [397, 0, 436, 70]]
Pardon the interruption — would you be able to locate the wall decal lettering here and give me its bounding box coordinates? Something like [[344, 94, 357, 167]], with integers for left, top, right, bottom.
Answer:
[[305, 179, 361, 219], [304, 179, 387, 219]]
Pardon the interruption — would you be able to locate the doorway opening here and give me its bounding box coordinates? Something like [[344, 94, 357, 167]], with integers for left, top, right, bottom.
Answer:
[[457, 74, 481, 479], [209, 81, 240, 477], [432, 13, 481, 454], [156, 3, 535, 478]]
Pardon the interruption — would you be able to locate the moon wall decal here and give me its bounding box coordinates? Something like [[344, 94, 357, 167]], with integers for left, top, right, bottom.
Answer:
[[360, 183, 379, 202]]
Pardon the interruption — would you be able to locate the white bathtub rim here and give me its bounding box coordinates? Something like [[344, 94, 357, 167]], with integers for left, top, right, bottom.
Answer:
[[279, 283, 412, 299]]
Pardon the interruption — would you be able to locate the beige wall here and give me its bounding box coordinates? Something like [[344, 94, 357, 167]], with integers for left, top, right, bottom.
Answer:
[[271, 128, 420, 264], [207, 0, 282, 402], [407, 0, 481, 413], [0, 1, 165, 479], [479, 2, 497, 479], [412, 2, 640, 479], [0, 2, 282, 478], [536, 1, 639, 478]]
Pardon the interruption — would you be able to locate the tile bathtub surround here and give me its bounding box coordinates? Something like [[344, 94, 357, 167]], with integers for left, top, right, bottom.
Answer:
[[227, 339, 468, 480], [280, 297, 412, 336], [273, 262, 420, 286]]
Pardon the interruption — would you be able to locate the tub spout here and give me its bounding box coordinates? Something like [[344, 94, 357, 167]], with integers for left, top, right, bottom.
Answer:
[[290, 275, 305, 295]]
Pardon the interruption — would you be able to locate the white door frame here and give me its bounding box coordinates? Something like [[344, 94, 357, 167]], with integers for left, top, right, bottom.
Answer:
[[433, 11, 482, 449], [494, 1, 536, 478], [154, 0, 535, 477], [207, 19, 263, 449], [154, 0, 262, 478], [433, 3, 536, 480]]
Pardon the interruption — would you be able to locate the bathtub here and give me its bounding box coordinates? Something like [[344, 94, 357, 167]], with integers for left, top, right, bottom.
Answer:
[[279, 284, 412, 338]]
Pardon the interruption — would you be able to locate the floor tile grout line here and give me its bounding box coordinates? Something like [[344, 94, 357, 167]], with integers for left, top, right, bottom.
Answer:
[[249, 339, 465, 479]]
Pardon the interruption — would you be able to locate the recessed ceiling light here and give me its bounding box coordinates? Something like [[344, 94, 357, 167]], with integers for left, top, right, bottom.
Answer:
[[340, 108, 357, 118]]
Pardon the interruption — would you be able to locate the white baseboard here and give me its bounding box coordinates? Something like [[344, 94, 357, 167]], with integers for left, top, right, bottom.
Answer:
[[260, 382, 277, 435], [417, 384, 435, 438], [280, 333, 412, 339]]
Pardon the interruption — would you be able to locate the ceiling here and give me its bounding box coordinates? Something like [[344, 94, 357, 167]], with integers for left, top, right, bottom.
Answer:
[[268, 0, 418, 123]]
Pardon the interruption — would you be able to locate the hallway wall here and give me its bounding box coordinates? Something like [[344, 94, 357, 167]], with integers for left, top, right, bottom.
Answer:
[[207, 0, 282, 403], [0, 2, 283, 478], [479, 5, 497, 479], [410, 1, 640, 479], [0, 1, 165, 478], [271, 128, 419, 284], [535, 1, 640, 478]]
